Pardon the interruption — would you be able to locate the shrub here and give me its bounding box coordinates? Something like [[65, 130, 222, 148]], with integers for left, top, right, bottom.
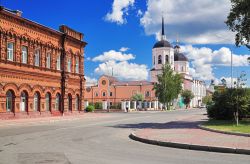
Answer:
[[94, 102, 102, 109], [110, 103, 121, 109], [86, 105, 95, 112], [207, 88, 250, 120]]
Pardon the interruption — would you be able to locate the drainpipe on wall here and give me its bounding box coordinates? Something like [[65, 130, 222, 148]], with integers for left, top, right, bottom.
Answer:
[[61, 33, 66, 115]]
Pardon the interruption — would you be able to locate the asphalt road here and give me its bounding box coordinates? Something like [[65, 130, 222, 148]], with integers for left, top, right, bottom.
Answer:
[[0, 109, 249, 164]]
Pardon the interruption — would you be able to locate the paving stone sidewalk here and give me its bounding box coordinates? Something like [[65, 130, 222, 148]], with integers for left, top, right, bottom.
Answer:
[[0, 113, 109, 127], [133, 114, 250, 153]]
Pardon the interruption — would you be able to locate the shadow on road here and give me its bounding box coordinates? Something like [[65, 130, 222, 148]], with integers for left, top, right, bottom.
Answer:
[[109, 120, 207, 130]]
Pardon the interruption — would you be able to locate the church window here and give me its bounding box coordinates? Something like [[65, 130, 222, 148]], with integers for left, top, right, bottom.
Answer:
[[165, 55, 169, 63], [158, 55, 162, 64]]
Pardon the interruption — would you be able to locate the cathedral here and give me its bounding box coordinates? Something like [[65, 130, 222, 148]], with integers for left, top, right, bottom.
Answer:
[[85, 18, 206, 110]]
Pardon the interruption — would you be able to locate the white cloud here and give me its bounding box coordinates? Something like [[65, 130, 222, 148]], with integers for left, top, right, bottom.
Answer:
[[140, 0, 234, 44], [105, 0, 135, 25], [137, 9, 143, 17], [181, 45, 250, 80], [85, 76, 97, 86], [92, 49, 148, 81], [94, 60, 148, 81], [119, 47, 130, 52], [92, 50, 135, 62], [218, 76, 237, 88]]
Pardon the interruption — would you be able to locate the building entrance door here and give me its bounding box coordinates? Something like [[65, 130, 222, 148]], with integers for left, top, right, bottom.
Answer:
[[20, 97, 26, 112], [20, 92, 28, 112]]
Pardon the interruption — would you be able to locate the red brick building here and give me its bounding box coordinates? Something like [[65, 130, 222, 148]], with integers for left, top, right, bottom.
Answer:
[[0, 6, 87, 119]]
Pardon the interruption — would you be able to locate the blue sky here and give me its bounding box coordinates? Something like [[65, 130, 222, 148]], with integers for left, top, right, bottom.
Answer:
[[2, 0, 250, 86]]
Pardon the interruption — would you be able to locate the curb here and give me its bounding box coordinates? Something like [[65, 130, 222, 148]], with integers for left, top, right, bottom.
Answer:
[[129, 133, 250, 155], [198, 125, 250, 137]]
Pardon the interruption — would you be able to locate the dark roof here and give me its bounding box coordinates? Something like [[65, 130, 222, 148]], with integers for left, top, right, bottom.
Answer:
[[153, 40, 172, 49], [174, 52, 188, 61]]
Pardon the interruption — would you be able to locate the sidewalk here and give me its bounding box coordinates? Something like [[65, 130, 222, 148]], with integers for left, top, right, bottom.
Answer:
[[130, 114, 250, 155], [0, 113, 109, 127]]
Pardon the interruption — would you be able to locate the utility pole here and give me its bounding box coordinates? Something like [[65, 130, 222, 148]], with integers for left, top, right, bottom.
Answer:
[[231, 49, 233, 88]]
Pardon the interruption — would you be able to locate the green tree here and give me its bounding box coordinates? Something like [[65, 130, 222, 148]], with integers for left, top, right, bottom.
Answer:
[[225, 0, 250, 48], [207, 88, 250, 120], [202, 95, 212, 105], [181, 90, 194, 109], [154, 64, 182, 110], [131, 93, 144, 101]]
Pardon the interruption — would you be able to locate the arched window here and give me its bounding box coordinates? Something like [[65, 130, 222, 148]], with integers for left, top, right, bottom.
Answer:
[[165, 55, 169, 63], [55, 93, 61, 111], [34, 49, 40, 66], [21, 46, 28, 64], [20, 91, 28, 112], [75, 95, 79, 111], [102, 91, 106, 97], [145, 91, 150, 98], [33, 92, 40, 111], [45, 93, 51, 111], [46, 53, 51, 69], [6, 90, 15, 112], [158, 55, 162, 64], [68, 94, 72, 111]]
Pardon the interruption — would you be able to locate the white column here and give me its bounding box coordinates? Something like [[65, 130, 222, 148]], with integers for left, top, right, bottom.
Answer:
[[138, 101, 142, 109], [144, 101, 147, 109], [102, 101, 107, 110], [154, 101, 157, 110], [159, 103, 163, 110], [148, 102, 152, 110], [127, 101, 131, 110], [121, 101, 126, 111], [155, 101, 158, 110], [84, 101, 89, 109], [133, 101, 137, 110]]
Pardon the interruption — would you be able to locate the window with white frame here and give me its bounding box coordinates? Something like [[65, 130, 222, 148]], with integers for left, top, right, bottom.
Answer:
[[75, 57, 79, 73], [34, 49, 40, 66], [7, 43, 14, 61], [21, 46, 28, 64], [56, 55, 61, 70], [46, 53, 51, 69], [67, 58, 71, 72]]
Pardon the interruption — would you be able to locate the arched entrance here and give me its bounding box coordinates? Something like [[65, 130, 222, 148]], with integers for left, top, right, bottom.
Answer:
[[68, 94, 72, 111], [20, 91, 28, 112], [33, 92, 41, 112], [6, 90, 15, 112], [45, 92, 51, 112]]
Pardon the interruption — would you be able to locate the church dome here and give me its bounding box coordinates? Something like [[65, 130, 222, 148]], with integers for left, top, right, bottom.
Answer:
[[153, 40, 172, 49], [174, 52, 188, 61]]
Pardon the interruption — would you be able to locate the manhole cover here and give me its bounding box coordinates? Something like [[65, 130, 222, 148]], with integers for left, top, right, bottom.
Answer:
[[18, 152, 71, 164]]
